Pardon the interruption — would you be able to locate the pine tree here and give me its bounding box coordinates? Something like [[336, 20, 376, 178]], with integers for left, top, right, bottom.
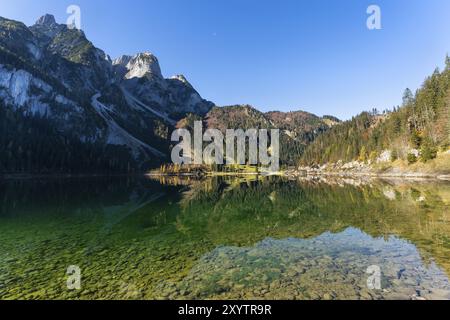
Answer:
[[359, 146, 368, 162]]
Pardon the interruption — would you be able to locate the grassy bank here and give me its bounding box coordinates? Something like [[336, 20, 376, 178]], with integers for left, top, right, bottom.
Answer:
[[373, 152, 450, 177]]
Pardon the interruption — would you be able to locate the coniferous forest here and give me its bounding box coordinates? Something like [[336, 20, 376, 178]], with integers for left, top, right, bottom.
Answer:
[[300, 56, 450, 166], [0, 102, 139, 174]]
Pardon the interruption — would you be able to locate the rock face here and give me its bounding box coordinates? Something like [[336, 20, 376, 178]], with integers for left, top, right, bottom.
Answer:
[[113, 52, 213, 116], [377, 150, 392, 163], [0, 14, 214, 171], [35, 14, 57, 26], [122, 52, 163, 80]]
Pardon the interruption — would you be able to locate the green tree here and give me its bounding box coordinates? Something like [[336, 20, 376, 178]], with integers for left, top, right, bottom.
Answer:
[[410, 130, 422, 148], [407, 153, 418, 165], [390, 150, 398, 162], [359, 146, 368, 163], [402, 88, 414, 106], [420, 142, 437, 163]]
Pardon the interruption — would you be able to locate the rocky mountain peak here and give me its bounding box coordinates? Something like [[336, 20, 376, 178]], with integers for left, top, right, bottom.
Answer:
[[112, 55, 132, 67], [170, 74, 192, 88], [30, 14, 67, 42], [124, 52, 163, 80], [35, 14, 56, 26]]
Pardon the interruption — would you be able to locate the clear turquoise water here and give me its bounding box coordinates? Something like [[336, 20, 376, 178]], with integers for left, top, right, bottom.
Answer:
[[0, 176, 450, 300]]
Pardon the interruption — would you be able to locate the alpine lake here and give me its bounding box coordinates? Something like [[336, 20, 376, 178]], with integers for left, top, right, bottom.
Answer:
[[1, 175, 450, 300]]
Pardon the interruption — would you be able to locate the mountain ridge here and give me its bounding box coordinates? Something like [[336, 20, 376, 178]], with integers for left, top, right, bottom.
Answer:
[[0, 14, 337, 173], [0, 14, 217, 172]]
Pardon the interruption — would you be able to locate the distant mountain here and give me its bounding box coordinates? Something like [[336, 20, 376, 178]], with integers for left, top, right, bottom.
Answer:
[[300, 57, 450, 167], [0, 14, 213, 173], [177, 105, 340, 166]]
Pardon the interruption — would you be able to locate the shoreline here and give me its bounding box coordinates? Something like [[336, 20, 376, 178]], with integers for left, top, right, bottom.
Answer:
[[0, 173, 148, 180], [2, 170, 449, 182], [148, 170, 450, 181], [286, 170, 450, 181]]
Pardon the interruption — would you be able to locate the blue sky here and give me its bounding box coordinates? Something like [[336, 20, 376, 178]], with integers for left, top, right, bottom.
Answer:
[[1, 0, 449, 119]]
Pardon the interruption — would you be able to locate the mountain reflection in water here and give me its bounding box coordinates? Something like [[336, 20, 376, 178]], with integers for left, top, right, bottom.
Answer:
[[0, 176, 449, 300]]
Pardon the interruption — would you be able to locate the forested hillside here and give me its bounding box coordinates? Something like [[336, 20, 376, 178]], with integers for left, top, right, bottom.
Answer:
[[0, 101, 142, 173], [300, 56, 450, 166], [203, 105, 338, 166]]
